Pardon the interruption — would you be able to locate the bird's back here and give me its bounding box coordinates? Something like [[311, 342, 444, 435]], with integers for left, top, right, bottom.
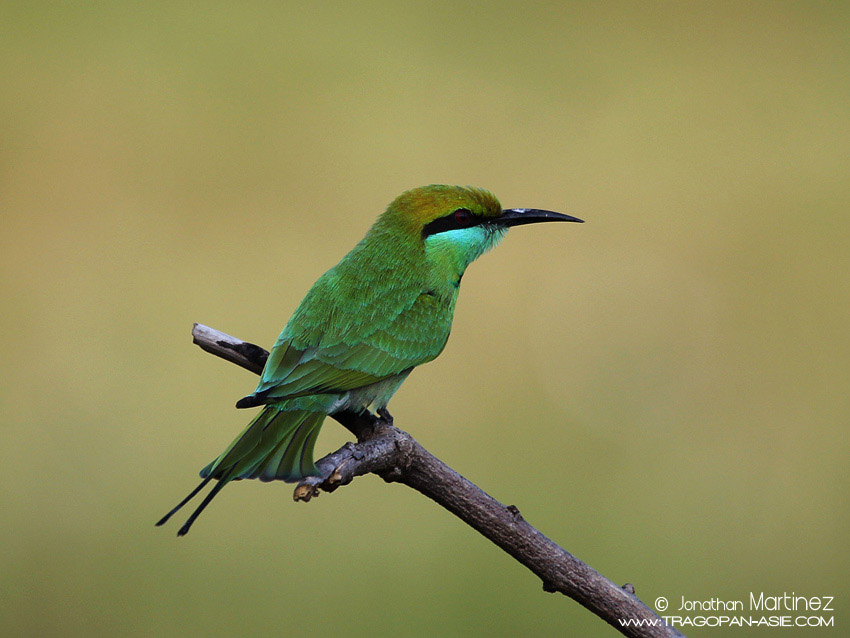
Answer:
[[254, 222, 457, 401]]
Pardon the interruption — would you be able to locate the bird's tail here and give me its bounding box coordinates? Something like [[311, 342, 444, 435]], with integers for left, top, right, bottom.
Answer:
[[156, 405, 326, 536]]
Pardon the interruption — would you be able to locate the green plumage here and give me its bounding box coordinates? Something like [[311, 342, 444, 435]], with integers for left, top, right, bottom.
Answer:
[[199, 407, 324, 482], [157, 185, 581, 535]]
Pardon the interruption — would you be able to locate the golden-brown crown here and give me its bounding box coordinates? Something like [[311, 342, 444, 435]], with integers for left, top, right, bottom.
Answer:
[[380, 185, 502, 234]]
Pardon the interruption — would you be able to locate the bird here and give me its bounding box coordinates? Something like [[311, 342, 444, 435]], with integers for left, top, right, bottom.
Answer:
[[156, 185, 582, 535]]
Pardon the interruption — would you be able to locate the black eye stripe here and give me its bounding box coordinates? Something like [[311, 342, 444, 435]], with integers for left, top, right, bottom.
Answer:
[[422, 208, 486, 238]]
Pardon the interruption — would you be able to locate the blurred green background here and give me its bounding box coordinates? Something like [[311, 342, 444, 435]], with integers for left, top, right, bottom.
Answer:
[[2, 2, 847, 636]]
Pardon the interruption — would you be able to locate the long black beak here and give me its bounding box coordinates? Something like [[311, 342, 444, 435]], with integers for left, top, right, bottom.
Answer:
[[497, 208, 584, 227]]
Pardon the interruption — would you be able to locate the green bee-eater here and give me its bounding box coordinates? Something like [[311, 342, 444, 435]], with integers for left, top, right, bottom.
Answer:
[[157, 185, 582, 535]]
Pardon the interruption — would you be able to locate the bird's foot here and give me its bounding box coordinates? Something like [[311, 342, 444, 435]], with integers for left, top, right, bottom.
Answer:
[[376, 407, 394, 425]]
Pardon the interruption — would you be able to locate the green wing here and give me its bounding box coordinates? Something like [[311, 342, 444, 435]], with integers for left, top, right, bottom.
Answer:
[[254, 290, 454, 401]]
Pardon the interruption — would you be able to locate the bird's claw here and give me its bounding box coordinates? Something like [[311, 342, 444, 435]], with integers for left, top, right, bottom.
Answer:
[[376, 407, 394, 425]]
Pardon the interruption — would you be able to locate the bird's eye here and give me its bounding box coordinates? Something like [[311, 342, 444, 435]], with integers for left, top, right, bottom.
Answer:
[[422, 207, 478, 238], [454, 208, 472, 225]]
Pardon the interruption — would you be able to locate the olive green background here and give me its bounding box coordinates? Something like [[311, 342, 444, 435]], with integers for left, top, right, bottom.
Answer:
[[2, 2, 847, 636]]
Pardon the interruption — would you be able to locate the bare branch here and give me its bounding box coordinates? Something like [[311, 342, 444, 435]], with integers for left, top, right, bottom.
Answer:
[[191, 323, 685, 638], [192, 323, 267, 375]]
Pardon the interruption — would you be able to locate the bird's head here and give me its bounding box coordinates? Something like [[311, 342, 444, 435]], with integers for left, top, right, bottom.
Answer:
[[376, 185, 582, 275]]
